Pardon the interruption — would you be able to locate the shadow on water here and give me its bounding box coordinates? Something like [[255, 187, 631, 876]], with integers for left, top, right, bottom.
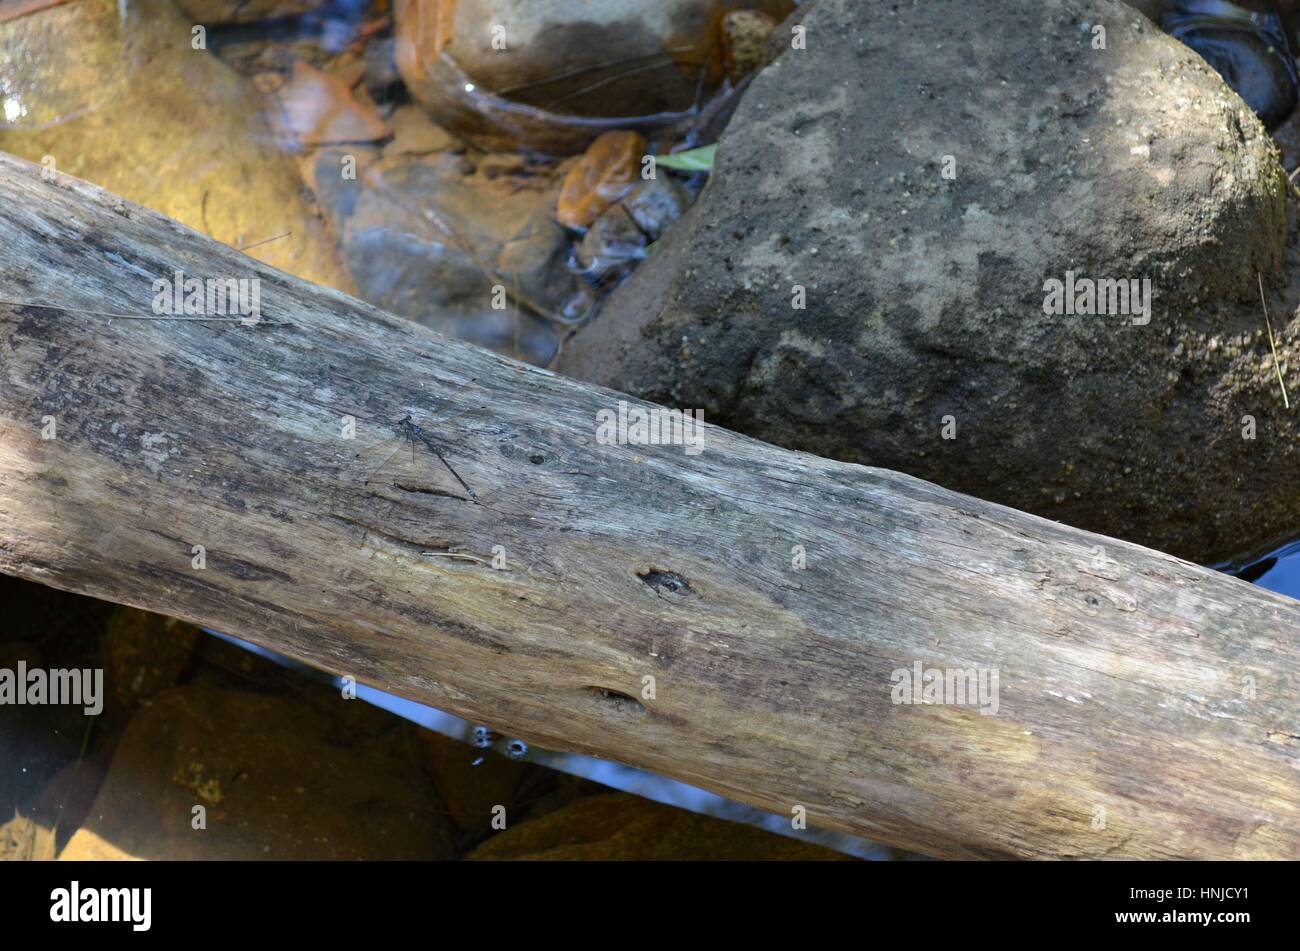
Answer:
[[1229, 538, 1300, 596]]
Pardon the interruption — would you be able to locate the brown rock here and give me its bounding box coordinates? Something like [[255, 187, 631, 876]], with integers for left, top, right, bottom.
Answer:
[[331, 150, 573, 361], [413, 729, 530, 836], [393, 0, 797, 154], [721, 10, 778, 82], [467, 793, 854, 860], [171, 0, 319, 26], [575, 204, 647, 282], [622, 175, 692, 241], [103, 608, 199, 714], [65, 684, 456, 859], [275, 60, 392, 148], [386, 104, 460, 156], [186, 628, 295, 692], [0, 0, 355, 294], [0, 812, 56, 861], [556, 130, 646, 230]]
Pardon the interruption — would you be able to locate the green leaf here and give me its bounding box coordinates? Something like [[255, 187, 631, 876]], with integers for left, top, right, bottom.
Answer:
[[655, 145, 716, 172]]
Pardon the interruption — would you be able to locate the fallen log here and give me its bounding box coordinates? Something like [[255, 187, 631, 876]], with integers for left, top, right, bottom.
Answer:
[[0, 151, 1295, 859], [0, 0, 72, 26]]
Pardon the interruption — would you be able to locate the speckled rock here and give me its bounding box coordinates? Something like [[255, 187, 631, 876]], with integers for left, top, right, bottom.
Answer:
[[561, 0, 1296, 563], [1120, 0, 1163, 20], [721, 9, 779, 82]]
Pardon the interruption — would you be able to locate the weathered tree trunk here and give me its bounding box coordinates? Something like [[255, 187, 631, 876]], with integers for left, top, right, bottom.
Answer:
[[0, 152, 1296, 859]]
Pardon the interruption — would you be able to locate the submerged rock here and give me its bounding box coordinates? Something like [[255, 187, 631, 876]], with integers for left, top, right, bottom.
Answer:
[[556, 130, 646, 230], [103, 607, 199, 715], [273, 59, 390, 147], [571, 174, 695, 287], [323, 149, 574, 362], [721, 9, 780, 82], [1164, 0, 1299, 129], [393, 0, 796, 154], [467, 793, 852, 860], [622, 175, 692, 241], [561, 0, 1295, 564], [0, 0, 354, 294], [575, 203, 648, 283], [561, 134, 695, 283], [412, 729, 532, 838], [61, 683, 457, 860], [171, 0, 321, 26], [385, 102, 460, 155]]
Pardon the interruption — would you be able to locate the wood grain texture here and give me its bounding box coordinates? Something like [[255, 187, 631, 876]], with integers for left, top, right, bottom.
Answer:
[[0, 0, 71, 26], [0, 151, 1296, 859]]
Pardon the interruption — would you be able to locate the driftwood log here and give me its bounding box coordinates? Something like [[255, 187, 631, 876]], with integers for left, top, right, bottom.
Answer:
[[0, 151, 1296, 859]]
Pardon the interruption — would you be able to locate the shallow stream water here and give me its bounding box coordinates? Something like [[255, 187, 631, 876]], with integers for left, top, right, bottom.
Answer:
[[1230, 539, 1300, 593]]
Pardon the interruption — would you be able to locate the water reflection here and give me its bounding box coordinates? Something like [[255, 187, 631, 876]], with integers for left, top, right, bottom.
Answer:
[[1231, 538, 1300, 596]]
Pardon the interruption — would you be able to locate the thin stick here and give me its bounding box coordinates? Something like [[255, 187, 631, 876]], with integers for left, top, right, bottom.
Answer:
[[421, 549, 496, 567], [237, 230, 292, 252], [545, 57, 688, 110], [494, 48, 699, 96], [1258, 272, 1290, 410]]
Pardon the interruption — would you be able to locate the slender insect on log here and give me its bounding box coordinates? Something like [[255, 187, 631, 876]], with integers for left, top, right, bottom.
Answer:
[[0, 152, 1296, 859]]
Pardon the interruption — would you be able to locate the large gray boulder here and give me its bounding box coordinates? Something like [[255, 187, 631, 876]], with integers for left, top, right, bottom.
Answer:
[[560, 0, 1297, 564]]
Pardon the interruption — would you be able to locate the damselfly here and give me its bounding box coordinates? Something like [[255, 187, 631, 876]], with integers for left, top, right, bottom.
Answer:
[[352, 378, 484, 503]]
